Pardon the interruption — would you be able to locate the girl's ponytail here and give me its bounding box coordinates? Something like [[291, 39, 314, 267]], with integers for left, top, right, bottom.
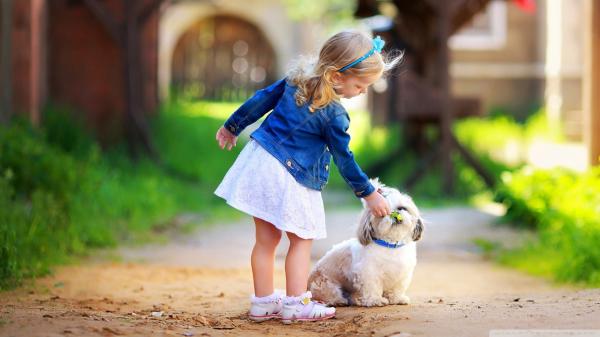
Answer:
[[287, 31, 402, 112]]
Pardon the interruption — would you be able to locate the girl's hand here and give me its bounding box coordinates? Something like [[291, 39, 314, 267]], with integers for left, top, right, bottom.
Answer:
[[216, 126, 238, 150], [363, 190, 391, 217]]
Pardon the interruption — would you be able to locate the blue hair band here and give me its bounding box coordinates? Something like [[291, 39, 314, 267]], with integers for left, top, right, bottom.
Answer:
[[338, 36, 385, 72]]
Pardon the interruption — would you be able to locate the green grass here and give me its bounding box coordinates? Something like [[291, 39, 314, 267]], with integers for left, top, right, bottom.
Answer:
[[0, 104, 241, 290], [498, 244, 564, 281], [472, 166, 600, 287], [456, 110, 600, 287], [492, 166, 600, 286], [153, 100, 246, 186], [472, 237, 561, 280]]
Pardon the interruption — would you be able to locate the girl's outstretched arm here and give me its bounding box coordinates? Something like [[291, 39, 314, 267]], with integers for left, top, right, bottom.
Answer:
[[324, 111, 390, 216], [324, 111, 375, 199], [223, 78, 287, 136]]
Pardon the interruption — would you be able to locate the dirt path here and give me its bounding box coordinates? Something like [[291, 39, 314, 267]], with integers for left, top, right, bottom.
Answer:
[[1, 207, 599, 337]]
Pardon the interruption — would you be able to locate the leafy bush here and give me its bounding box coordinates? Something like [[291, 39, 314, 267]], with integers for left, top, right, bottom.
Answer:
[[494, 166, 600, 285], [42, 105, 97, 158], [454, 109, 559, 170], [152, 100, 245, 185], [0, 124, 92, 288], [0, 106, 235, 289]]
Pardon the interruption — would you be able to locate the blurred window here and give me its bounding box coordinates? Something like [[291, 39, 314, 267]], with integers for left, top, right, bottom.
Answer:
[[449, 1, 507, 50], [171, 15, 277, 101]]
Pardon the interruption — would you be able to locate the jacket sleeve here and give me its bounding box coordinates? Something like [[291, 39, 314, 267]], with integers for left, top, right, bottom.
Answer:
[[223, 78, 287, 136], [324, 110, 375, 198]]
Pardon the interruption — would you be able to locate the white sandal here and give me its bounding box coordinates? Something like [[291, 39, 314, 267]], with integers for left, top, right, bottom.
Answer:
[[249, 290, 284, 322], [281, 291, 336, 324]]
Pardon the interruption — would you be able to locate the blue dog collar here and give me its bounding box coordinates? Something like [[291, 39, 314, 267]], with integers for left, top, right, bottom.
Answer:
[[338, 36, 385, 72], [372, 238, 405, 249]]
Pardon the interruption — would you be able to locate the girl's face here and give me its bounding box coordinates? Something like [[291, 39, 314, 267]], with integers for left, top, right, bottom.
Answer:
[[332, 71, 382, 99]]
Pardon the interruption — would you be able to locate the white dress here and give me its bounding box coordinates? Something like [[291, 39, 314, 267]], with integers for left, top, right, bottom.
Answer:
[[214, 139, 327, 240]]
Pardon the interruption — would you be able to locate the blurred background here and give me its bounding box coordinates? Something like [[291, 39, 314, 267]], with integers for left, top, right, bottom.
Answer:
[[0, 0, 598, 290]]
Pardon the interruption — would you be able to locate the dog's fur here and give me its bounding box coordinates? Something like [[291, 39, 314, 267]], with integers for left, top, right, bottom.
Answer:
[[308, 179, 424, 307]]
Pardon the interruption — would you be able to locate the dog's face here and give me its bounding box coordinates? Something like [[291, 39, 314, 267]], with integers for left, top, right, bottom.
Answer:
[[357, 180, 424, 246]]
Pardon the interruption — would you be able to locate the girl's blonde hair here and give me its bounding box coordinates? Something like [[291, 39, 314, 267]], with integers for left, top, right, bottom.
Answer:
[[287, 31, 402, 112]]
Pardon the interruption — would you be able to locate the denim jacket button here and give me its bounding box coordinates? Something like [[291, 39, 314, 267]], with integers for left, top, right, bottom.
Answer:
[[229, 126, 235, 132], [286, 160, 292, 167]]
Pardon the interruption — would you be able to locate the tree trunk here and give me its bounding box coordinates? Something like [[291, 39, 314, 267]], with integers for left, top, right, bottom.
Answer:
[[123, 0, 157, 159], [1, 0, 13, 124], [436, 1, 454, 194], [83, 0, 160, 159]]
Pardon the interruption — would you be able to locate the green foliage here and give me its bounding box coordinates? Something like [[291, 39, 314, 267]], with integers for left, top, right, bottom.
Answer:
[[472, 237, 502, 259], [0, 124, 90, 288], [455, 114, 523, 157], [494, 166, 600, 286], [281, 0, 356, 23], [0, 106, 233, 289], [42, 105, 97, 158], [456, 109, 599, 286], [454, 109, 556, 169], [523, 109, 564, 142], [152, 100, 244, 185]]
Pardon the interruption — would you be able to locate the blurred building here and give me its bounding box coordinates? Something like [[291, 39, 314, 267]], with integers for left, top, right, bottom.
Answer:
[[158, 0, 325, 102], [450, 0, 584, 140], [1, 0, 597, 163], [362, 0, 595, 168], [0, 0, 160, 143], [450, 0, 597, 168]]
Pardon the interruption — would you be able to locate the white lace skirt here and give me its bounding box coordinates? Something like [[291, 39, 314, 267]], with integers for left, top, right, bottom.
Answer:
[[214, 139, 327, 240]]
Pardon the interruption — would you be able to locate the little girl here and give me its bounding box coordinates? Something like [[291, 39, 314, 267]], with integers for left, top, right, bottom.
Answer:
[[214, 31, 401, 323]]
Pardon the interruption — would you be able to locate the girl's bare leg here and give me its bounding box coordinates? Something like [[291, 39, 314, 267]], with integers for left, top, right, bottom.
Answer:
[[285, 232, 313, 296], [251, 217, 282, 297]]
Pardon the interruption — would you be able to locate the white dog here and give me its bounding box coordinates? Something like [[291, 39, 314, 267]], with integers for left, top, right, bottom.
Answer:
[[308, 179, 423, 307]]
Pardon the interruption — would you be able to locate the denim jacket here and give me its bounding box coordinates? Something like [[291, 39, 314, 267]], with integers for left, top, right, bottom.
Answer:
[[223, 78, 375, 198]]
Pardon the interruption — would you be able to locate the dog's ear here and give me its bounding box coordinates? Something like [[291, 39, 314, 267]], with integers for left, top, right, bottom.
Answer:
[[412, 218, 424, 241], [369, 177, 381, 189], [357, 209, 374, 246], [368, 178, 386, 191]]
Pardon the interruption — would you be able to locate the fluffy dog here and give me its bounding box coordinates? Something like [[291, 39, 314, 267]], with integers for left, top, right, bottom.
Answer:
[[308, 179, 423, 307]]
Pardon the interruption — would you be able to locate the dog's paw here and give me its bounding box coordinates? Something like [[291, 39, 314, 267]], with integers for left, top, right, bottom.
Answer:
[[353, 296, 389, 307], [388, 294, 410, 305], [319, 296, 349, 306]]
